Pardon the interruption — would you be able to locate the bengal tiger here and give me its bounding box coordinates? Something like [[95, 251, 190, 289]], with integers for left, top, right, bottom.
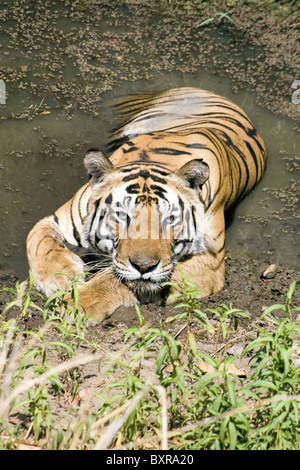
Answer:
[[27, 87, 266, 321]]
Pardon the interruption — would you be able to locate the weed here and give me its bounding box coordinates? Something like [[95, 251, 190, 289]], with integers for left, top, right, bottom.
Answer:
[[0, 274, 299, 449], [196, 11, 235, 28]]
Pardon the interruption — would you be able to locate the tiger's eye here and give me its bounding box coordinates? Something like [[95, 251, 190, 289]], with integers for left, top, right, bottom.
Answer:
[[165, 215, 175, 224], [116, 211, 130, 226]]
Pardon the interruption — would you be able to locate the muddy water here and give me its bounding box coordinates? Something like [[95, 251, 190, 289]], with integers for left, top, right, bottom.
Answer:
[[0, 68, 299, 280]]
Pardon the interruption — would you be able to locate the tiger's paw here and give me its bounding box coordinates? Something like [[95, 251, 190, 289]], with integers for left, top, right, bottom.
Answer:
[[31, 251, 86, 296], [70, 277, 137, 322]]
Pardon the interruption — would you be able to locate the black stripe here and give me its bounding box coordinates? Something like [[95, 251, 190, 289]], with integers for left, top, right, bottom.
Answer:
[[178, 197, 184, 213], [150, 185, 168, 200], [150, 184, 167, 193], [139, 169, 150, 179], [105, 193, 113, 204], [139, 150, 149, 160], [201, 101, 253, 125], [126, 183, 140, 194], [119, 165, 169, 175], [44, 248, 64, 257], [70, 199, 81, 245], [90, 199, 101, 231], [118, 161, 170, 170], [150, 168, 170, 176], [120, 167, 139, 173], [35, 235, 49, 256], [150, 174, 167, 184], [211, 254, 225, 271], [122, 146, 139, 154], [215, 129, 250, 202], [217, 240, 225, 254], [191, 205, 197, 232], [245, 140, 259, 182], [122, 171, 167, 185], [123, 173, 140, 182], [183, 143, 209, 150], [151, 147, 191, 156], [78, 185, 90, 223]]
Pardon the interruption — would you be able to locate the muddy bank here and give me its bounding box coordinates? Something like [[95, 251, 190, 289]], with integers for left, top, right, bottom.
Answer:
[[2, 256, 300, 340]]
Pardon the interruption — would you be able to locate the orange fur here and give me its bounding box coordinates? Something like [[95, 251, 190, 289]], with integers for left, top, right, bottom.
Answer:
[[27, 88, 266, 321]]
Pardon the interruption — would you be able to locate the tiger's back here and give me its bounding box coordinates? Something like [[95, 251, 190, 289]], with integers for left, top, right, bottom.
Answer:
[[108, 87, 266, 210]]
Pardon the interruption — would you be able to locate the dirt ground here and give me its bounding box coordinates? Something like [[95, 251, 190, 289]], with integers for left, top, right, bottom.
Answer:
[[0, 0, 299, 444], [1, 253, 299, 442], [2, 254, 300, 336]]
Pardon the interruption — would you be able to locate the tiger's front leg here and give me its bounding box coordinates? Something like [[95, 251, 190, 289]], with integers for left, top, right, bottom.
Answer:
[[75, 272, 137, 321], [27, 215, 86, 296], [170, 251, 225, 299], [27, 215, 136, 321]]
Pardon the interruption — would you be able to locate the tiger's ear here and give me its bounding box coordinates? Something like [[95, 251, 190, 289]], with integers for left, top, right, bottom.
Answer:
[[84, 149, 115, 184], [176, 159, 209, 190]]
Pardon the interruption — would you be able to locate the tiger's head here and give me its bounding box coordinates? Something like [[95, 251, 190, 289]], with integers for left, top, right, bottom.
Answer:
[[83, 149, 213, 296]]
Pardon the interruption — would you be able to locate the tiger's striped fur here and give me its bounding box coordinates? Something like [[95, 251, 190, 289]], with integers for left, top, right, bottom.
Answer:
[[27, 88, 266, 320]]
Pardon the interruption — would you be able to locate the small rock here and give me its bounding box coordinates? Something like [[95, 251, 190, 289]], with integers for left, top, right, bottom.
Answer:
[[227, 343, 245, 357], [85, 320, 98, 328], [261, 264, 278, 280]]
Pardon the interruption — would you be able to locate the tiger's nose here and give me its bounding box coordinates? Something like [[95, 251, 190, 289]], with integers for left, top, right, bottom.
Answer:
[[129, 258, 160, 275]]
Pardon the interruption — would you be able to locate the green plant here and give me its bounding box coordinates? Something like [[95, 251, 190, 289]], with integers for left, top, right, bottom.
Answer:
[[260, 281, 299, 322], [0, 274, 100, 446], [239, 288, 300, 449], [207, 303, 250, 347], [94, 280, 300, 450], [0, 274, 299, 450], [162, 268, 214, 339], [2, 272, 43, 319]]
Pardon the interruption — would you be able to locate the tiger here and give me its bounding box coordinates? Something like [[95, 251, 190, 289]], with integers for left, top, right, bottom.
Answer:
[[26, 87, 266, 321]]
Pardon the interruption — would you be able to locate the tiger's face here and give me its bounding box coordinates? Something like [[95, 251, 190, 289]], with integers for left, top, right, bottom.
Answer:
[[83, 150, 212, 295]]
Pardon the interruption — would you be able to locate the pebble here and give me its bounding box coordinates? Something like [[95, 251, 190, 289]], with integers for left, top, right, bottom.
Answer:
[[261, 264, 278, 280]]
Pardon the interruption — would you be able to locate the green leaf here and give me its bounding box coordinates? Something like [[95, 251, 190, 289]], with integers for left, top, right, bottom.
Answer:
[[72, 286, 79, 310], [22, 295, 31, 313], [47, 341, 74, 356], [228, 421, 237, 450], [45, 290, 66, 306], [162, 332, 179, 358], [286, 281, 296, 305], [260, 304, 287, 320], [175, 365, 185, 393], [34, 412, 41, 441], [219, 416, 229, 443], [135, 304, 145, 327], [278, 346, 290, 377], [248, 380, 278, 392], [55, 428, 64, 449], [188, 332, 197, 356], [156, 345, 168, 376], [195, 371, 222, 393], [242, 335, 275, 356], [227, 378, 237, 408], [198, 351, 218, 368]]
